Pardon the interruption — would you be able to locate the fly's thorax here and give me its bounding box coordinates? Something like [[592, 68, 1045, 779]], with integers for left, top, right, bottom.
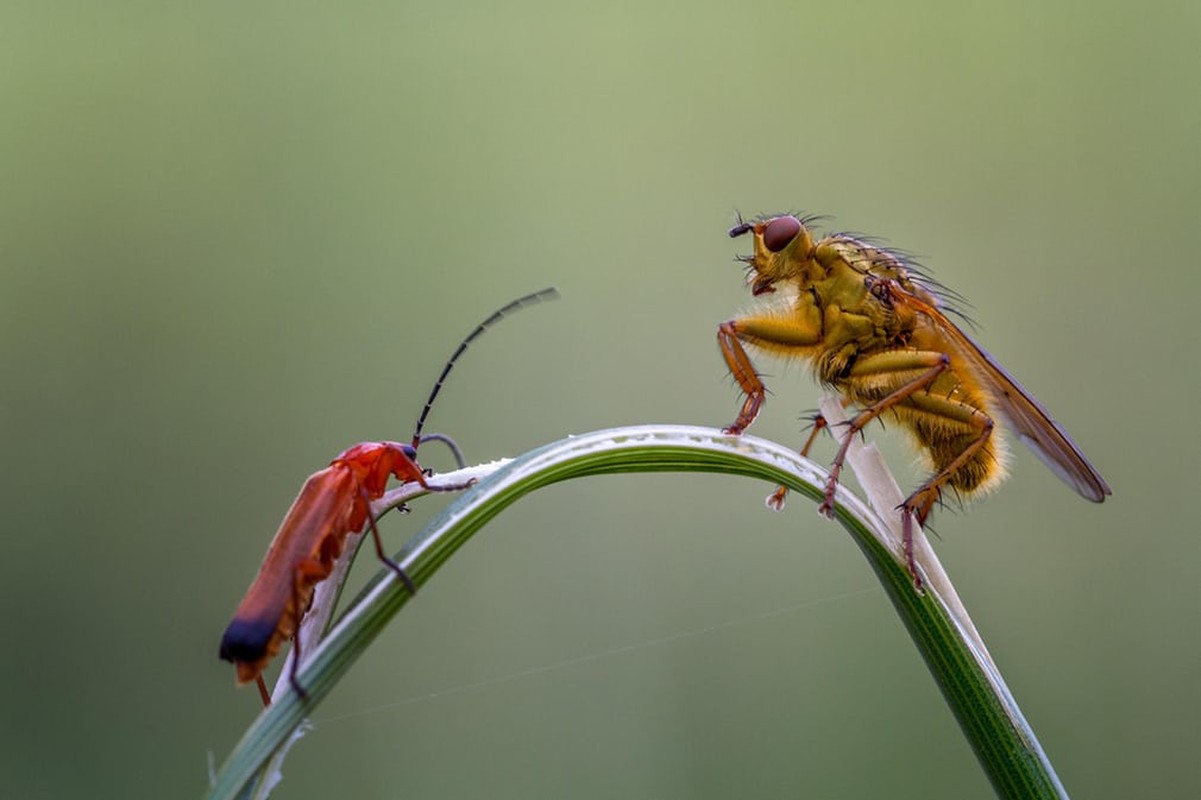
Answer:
[[813, 240, 904, 331], [805, 257, 919, 386], [817, 234, 910, 277]]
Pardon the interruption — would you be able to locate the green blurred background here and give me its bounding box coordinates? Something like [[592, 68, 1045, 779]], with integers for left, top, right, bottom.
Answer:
[[3, 2, 1198, 798]]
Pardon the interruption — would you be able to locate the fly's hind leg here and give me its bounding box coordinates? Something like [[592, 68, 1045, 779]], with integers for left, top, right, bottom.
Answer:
[[807, 350, 954, 590], [818, 351, 953, 520], [894, 391, 996, 589]]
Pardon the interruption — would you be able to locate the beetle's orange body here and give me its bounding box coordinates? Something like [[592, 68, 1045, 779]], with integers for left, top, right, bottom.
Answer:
[[219, 443, 428, 687], [218, 287, 559, 703]]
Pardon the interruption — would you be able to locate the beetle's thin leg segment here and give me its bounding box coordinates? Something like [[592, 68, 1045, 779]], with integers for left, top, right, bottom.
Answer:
[[361, 485, 419, 596], [287, 569, 311, 701], [255, 675, 271, 707]]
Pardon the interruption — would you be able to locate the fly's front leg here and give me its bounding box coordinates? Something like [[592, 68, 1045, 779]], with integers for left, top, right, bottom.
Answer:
[[718, 310, 822, 509], [717, 312, 822, 435], [717, 321, 766, 436]]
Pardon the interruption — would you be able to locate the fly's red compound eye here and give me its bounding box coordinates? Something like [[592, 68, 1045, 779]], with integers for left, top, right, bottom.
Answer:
[[763, 216, 801, 253]]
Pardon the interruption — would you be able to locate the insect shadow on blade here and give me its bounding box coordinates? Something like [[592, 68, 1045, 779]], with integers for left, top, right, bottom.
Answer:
[[717, 213, 1109, 588], [219, 287, 560, 704]]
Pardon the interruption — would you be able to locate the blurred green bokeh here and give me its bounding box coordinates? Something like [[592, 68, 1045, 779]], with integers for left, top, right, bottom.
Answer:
[[3, 2, 1198, 798]]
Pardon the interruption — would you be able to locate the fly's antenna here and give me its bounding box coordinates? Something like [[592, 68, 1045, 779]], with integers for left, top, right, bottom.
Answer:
[[410, 287, 560, 450]]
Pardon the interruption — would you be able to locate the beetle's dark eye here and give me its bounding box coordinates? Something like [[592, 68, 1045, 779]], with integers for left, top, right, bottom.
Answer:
[[763, 216, 801, 253]]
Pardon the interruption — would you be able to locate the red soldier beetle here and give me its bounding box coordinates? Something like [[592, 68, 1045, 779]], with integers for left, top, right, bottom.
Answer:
[[219, 287, 559, 702]]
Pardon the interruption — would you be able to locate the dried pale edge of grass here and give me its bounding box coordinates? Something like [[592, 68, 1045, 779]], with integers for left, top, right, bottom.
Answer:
[[819, 395, 1011, 703]]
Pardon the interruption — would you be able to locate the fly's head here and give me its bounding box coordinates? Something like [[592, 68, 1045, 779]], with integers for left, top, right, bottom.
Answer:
[[729, 214, 818, 296]]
